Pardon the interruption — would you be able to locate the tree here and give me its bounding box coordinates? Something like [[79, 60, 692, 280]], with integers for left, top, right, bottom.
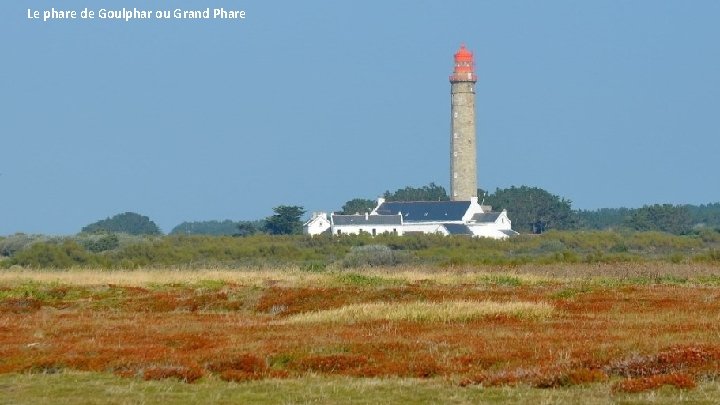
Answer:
[[482, 186, 575, 233], [169, 220, 265, 236], [383, 182, 449, 202], [81, 212, 162, 235], [235, 221, 259, 237], [341, 198, 376, 215], [264, 205, 305, 235], [686, 203, 720, 229], [170, 220, 238, 235], [626, 204, 693, 235], [575, 208, 633, 230]]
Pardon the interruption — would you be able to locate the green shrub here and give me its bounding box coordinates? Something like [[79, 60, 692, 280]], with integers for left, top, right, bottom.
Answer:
[[10, 240, 96, 268], [0, 234, 48, 257], [693, 249, 720, 263], [81, 234, 120, 253], [341, 245, 410, 268], [2, 229, 715, 269], [697, 228, 720, 243]]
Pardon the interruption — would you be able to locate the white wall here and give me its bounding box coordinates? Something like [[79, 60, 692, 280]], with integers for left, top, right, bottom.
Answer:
[[303, 215, 331, 236], [331, 224, 403, 236]]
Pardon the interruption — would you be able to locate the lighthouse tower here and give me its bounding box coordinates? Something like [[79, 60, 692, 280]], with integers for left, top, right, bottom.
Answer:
[[449, 44, 478, 201]]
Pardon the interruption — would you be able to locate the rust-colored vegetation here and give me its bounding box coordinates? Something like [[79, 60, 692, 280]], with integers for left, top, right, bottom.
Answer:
[[1, 269, 720, 395], [142, 365, 204, 383], [612, 373, 697, 393]]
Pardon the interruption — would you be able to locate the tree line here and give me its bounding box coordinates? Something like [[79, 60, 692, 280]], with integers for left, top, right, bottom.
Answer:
[[41, 184, 720, 238], [342, 184, 720, 235], [2, 182, 720, 268]]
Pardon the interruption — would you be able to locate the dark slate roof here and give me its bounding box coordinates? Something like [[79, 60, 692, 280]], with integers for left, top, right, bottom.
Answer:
[[471, 212, 502, 223], [375, 201, 471, 222], [332, 214, 402, 226], [442, 223, 474, 235]]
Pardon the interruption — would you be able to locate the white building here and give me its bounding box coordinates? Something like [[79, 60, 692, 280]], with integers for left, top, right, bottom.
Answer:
[[303, 212, 331, 236], [303, 197, 518, 239]]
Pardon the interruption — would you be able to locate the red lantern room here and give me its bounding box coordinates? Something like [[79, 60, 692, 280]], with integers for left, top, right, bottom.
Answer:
[[449, 44, 477, 82]]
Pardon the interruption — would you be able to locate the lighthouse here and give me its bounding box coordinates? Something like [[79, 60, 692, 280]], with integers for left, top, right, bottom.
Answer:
[[449, 44, 478, 201], [304, 43, 517, 239]]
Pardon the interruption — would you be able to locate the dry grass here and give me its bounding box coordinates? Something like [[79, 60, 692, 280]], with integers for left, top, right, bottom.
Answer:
[[0, 268, 329, 287], [2, 262, 718, 288], [280, 300, 555, 324]]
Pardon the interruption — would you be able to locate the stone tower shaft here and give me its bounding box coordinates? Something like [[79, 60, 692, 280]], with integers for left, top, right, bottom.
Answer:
[[449, 44, 478, 201]]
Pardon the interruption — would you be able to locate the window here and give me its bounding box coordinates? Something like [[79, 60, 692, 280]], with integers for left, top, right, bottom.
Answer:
[[453, 172, 458, 179], [453, 132, 458, 139], [453, 151, 458, 157], [337, 230, 341, 235], [372, 229, 376, 236]]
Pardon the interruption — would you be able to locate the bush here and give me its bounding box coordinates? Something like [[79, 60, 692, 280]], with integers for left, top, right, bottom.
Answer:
[[697, 228, 720, 243], [9, 240, 97, 268], [342, 245, 410, 267], [80, 233, 120, 253], [692, 249, 720, 263], [2, 230, 716, 269], [0, 234, 48, 257]]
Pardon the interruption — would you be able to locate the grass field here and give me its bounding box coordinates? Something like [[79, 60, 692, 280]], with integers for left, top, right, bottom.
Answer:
[[1, 264, 720, 403], [3, 372, 720, 404]]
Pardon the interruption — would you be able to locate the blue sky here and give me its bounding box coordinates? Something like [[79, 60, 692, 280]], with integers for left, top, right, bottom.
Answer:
[[2, 1, 719, 235]]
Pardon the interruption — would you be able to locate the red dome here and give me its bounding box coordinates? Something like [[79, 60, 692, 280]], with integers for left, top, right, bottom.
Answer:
[[454, 44, 473, 62]]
